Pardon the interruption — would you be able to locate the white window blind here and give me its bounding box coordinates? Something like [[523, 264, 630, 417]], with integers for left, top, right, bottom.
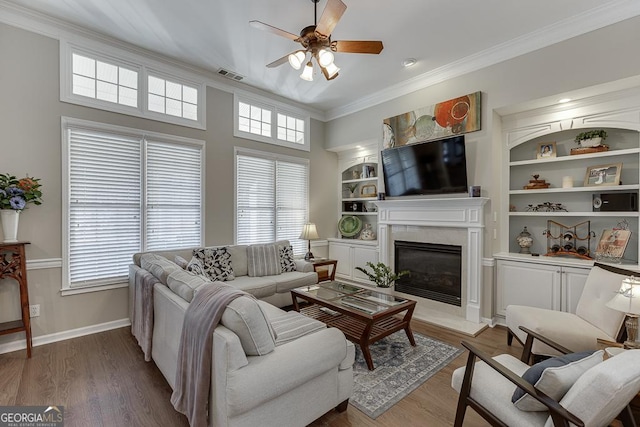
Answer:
[[68, 128, 142, 287], [64, 119, 204, 290], [236, 149, 308, 255], [146, 141, 202, 250]]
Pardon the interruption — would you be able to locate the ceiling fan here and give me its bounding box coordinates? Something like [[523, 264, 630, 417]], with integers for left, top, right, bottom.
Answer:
[[249, 0, 383, 81]]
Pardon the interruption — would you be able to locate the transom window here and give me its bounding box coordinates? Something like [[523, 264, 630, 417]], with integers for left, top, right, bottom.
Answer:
[[148, 75, 198, 121], [234, 93, 310, 152], [72, 53, 138, 107]]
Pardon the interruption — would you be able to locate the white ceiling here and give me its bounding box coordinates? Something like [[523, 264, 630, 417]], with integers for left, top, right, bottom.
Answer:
[[5, 0, 640, 118]]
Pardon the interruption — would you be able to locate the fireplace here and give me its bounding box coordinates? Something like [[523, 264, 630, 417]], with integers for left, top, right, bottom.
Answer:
[[395, 241, 462, 306]]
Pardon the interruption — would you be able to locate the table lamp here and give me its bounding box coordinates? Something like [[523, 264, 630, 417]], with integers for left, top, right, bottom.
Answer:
[[605, 276, 640, 349], [299, 223, 320, 261]]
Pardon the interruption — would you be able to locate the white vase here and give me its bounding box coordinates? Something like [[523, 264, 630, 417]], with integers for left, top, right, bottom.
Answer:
[[1, 210, 20, 243]]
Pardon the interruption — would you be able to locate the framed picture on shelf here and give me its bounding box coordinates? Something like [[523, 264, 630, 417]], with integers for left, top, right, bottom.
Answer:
[[536, 142, 557, 159], [595, 229, 631, 261], [584, 163, 622, 187]]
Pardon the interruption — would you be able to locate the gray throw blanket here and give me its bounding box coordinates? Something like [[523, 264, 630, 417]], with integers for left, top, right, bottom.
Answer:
[[170, 282, 247, 427], [131, 267, 159, 361]]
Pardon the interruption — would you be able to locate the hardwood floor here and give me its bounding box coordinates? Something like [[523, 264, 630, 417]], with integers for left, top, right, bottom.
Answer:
[[0, 321, 522, 427]]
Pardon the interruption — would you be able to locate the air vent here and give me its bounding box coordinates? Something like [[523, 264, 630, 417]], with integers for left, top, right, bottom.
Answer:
[[218, 68, 244, 81]]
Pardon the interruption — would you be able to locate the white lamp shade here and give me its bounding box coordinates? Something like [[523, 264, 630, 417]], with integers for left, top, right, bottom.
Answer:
[[606, 277, 640, 315], [317, 48, 334, 67], [299, 223, 320, 240], [323, 62, 339, 79], [288, 50, 306, 70], [300, 61, 314, 81]]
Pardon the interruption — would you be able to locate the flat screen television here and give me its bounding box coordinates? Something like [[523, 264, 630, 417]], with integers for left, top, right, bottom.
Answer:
[[381, 135, 468, 197]]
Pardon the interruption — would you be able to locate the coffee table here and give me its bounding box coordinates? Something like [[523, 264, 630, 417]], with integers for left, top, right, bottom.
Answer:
[[291, 281, 416, 370]]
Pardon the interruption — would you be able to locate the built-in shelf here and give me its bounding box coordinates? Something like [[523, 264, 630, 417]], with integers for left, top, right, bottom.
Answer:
[[342, 177, 378, 184], [509, 147, 640, 166], [340, 211, 378, 216], [509, 184, 640, 195], [509, 211, 639, 217]]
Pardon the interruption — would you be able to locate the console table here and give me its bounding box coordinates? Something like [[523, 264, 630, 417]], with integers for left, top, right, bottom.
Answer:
[[0, 242, 32, 358]]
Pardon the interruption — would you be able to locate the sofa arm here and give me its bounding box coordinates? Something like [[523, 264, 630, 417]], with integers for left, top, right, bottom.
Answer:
[[294, 259, 314, 273], [219, 328, 351, 416]]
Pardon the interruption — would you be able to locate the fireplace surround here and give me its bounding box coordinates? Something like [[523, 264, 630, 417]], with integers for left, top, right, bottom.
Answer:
[[374, 197, 488, 324]]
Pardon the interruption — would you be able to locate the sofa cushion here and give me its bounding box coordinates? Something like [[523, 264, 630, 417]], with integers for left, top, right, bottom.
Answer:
[[191, 246, 235, 281], [247, 244, 281, 277], [270, 311, 326, 345], [174, 255, 189, 269], [278, 244, 296, 272], [513, 350, 603, 411], [228, 276, 277, 299], [221, 296, 275, 356], [139, 253, 182, 285], [227, 245, 248, 277], [273, 271, 318, 293], [167, 269, 212, 302]]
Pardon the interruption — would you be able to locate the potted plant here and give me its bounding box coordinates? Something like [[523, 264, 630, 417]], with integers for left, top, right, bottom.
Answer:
[[346, 183, 359, 198], [574, 130, 607, 148], [0, 173, 43, 242], [355, 262, 409, 288]]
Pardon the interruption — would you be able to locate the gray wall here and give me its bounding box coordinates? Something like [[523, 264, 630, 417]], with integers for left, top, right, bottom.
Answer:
[[325, 16, 640, 319], [0, 22, 338, 347]]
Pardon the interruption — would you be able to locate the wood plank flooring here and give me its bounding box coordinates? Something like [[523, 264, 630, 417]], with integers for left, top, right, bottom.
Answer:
[[0, 321, 522, 427]]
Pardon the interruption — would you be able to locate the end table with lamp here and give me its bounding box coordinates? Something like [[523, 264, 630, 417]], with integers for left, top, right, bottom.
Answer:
[[606, 276, 640, 349]]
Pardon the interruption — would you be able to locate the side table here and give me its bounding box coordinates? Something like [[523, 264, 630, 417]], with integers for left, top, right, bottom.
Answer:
[[0, 241, 32, 358], [310, 259, 338, 282]]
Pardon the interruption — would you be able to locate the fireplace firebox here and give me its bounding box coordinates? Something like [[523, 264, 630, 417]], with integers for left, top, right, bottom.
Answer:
[[394, 240, 462, 306]]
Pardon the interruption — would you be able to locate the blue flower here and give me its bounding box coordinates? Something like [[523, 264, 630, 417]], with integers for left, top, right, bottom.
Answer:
[[9, 196, 26, 210], [7, 187, 24, 196]]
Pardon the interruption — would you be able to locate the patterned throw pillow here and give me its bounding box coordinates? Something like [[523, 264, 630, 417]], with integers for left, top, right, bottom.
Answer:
[[186, 256, 206, 276], [174, 255, 189, 269], [190, 247, 235, 282], [247, 244, 282, 277], [279, 245, 296, 272]]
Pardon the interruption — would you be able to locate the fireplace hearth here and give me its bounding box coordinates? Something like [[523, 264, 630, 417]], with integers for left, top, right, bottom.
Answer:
[[394, 240, 462, 306]]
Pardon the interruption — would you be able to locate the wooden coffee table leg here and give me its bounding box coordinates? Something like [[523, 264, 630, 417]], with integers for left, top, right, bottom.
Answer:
[[361, 322, 375, 370], [404, 305, 417, 346]]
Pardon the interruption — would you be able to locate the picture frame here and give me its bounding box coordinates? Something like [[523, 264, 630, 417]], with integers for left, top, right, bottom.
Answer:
[[360, 183, 377, 197], [537, 142, 557, 159], [584, 163, 622, 187], [595, 229, 631, 261]]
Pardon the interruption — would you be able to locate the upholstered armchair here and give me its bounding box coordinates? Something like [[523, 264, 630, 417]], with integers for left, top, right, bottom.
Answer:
[[451, 326, 640, 427], [506, 263, 631, 357]]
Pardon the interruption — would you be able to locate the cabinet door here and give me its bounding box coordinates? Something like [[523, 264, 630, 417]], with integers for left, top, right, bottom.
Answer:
[[353, 247, 378, 281], [561, 266, 589, 313], [496, 260, 561, 316], [329, 243, 352, 278]]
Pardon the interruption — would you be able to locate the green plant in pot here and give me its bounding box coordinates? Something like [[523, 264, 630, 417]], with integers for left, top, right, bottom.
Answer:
[[574, 129, 607, 148], [355, 262, 409, 288], [346, 183, 359, 197]]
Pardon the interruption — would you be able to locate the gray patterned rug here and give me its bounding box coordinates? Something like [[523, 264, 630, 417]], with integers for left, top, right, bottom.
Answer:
[[351, 331, 463, 419]]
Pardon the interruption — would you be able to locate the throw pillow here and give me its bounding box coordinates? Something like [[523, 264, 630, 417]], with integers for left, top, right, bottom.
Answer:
[[512, 350, 603, 411], [247, 244, 282, 277], [186, 256, 206, 276], [174, 255, 189, 269], [191, 247, 235, 282], [270, 311, 326, 346], [279, 245, 296, 272], [220, 295, 275, 356]]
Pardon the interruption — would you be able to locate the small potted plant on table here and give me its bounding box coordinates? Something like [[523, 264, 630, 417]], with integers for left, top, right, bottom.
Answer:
[[574, 129, 607, 148], [355, 262, 409, 288]]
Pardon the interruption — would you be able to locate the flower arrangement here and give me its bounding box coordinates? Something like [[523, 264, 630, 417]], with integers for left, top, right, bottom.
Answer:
[[355, 262, 409, 288], [0, 173, 43, 210]]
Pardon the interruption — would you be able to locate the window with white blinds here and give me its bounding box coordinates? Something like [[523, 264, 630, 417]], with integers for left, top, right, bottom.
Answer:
[[235, 148, 309, 256], [63, 118, 204, 292]]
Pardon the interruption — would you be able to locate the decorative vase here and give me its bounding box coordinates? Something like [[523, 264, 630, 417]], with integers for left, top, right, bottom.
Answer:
[[579, 137, 602, 148], [360, 223, 376, 240], [1, 210, 20, 243], [516, 226, 533, 254]]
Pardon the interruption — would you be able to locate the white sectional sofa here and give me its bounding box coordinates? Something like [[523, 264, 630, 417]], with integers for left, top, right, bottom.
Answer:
[[129, 242, 355, 427]]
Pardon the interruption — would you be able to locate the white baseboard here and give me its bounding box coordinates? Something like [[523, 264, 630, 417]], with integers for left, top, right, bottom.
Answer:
[[0, 318, 131, 355]]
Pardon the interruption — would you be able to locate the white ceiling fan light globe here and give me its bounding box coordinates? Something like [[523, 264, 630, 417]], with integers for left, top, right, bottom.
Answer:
[[324, 62, 339, 79], [300, 61, 314, 81], [288, 50, 306, 70], [317, 48, 334, 67]]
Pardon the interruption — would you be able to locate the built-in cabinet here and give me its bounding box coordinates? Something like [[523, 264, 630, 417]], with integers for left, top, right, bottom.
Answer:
[[339, 154, 379, 236], [495, 257, 589, 316], [328, 239, 378, 283], [494, 88, 640, 322]]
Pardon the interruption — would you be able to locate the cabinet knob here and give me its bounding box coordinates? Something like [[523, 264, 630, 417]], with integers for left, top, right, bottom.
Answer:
[[556, 270, 561, 274]]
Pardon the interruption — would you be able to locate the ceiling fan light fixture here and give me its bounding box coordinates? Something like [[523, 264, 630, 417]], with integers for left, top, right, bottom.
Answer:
[[288, 50, 306, 70], [300, 61, 314, 81], [317, 48, 334, 67], [323, 62, 340, 79]]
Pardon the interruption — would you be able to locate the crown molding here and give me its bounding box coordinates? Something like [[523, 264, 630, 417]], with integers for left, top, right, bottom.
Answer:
[[325, 0, 640, 121]]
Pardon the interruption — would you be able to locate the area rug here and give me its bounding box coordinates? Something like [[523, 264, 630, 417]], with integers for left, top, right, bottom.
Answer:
[[350, 331, 463, 419]]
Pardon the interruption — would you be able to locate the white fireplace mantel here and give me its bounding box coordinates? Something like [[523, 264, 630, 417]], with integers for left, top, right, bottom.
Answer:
[[374, 197, 489, 324]]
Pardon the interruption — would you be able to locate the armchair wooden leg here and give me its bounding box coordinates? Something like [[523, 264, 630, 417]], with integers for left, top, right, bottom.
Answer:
[[335, 399, 349, 413], [617, 404, 636, 427], [454, 352, 477, 427], [507, 329, 514, 346]]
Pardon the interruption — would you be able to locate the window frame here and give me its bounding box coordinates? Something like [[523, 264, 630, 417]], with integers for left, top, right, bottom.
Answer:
[[233, 93, 310, 152], [234, 147, 310, 256], [61, 117, 205, 295], [61, 42, 206, 130]]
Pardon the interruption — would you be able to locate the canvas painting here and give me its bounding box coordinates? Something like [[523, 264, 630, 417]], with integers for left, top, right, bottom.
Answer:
[[382, 91, 481, 148]]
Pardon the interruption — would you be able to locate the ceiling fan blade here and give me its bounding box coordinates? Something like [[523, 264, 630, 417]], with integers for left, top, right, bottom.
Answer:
[[332, 40, 384, 54], [315, 0, 347, 38], [249, 20, 299, 41], [266, 53, 293, 68]]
